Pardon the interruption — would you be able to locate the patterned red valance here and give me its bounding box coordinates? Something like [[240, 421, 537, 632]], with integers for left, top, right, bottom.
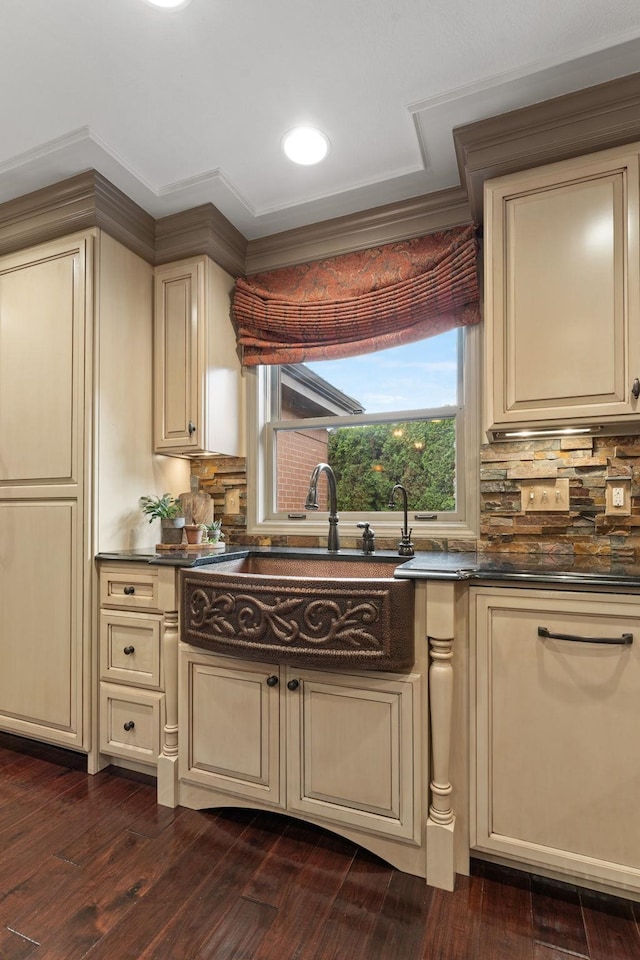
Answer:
[[233, 224, 480, 366]]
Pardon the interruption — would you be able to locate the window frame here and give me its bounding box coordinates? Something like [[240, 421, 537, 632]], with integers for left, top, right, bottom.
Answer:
[[245, 325, 480, 541]]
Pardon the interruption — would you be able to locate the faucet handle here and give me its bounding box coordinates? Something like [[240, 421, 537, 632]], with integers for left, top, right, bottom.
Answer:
[[398, 529, 414, 557]]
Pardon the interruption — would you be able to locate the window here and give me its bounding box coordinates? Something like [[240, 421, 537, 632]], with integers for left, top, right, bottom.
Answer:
[[246, 325, 479, 540]]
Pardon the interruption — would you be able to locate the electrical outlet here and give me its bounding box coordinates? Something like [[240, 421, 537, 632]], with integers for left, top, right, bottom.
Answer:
[[605, 478, 631, 516], [521, 479, 570, 512], [225, 490, 240, 515]]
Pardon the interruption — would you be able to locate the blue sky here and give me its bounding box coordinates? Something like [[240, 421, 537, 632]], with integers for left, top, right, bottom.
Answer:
[[306, 329, 459, 414]]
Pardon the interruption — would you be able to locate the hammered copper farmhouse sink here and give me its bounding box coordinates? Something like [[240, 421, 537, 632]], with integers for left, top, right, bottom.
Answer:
[[181, 555, 415, 671]]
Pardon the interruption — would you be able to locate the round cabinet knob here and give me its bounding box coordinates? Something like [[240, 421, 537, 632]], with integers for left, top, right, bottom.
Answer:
[[123, 646, 135, 656], [287, 679, 299, 691], [123, 586, 135, 596], [123, 721, 135, 732], [188, 421, 196, 436], [633, 378, 640, 399], [266, 675, 279, 687]]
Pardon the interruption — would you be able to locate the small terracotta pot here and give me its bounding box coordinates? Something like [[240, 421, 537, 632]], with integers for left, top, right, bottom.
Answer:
[[184, 524, 204, 545]]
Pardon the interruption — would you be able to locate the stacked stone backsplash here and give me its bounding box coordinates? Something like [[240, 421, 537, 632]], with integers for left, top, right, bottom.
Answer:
[[191, 457, 248, 543], [480, 435, 640, 558], [192, 435, 640, 557]]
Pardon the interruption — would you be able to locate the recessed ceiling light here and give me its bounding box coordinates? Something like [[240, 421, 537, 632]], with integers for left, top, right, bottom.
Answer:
[[282, 127, 330, 165], [142, 0, 192, 9]]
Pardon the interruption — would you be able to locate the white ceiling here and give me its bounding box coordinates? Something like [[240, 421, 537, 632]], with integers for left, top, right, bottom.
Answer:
[[2, 0, 640, 239]]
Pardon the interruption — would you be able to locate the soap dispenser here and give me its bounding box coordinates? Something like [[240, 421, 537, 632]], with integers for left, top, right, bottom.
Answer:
[[356, 521, 375, 555]]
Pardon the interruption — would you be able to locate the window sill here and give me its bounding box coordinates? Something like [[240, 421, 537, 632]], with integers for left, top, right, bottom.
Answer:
[[246, 517, 479, 543]]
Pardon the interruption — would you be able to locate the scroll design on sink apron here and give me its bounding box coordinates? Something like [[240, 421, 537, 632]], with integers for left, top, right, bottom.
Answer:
[[181, 575, 415, 670], [189, 586, 382, 649]]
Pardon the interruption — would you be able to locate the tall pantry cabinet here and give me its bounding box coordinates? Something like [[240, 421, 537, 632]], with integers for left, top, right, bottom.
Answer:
[[0, 230, 188, 753]]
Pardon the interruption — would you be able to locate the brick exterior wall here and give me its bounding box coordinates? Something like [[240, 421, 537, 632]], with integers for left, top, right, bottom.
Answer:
[[276, 426, 329, 512]]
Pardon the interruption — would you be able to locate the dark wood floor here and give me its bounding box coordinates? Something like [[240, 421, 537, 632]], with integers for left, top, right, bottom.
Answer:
[[0, 734, 638, 959]]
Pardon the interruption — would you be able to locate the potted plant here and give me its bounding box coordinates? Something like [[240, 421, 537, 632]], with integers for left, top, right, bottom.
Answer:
[[184, 522, 205, 545], [203, 519, 225, 551], [140, 494, 185, 544]]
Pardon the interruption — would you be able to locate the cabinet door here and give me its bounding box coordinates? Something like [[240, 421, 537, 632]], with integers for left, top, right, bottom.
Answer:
[[0, 238, 85, 484], [473, 588, 640, 893], [484, 146, 640, 435], [179, 650, 282, 806], [154, 260, 201, 454], [0, 500, 83, 743], [287, 667, 420, 841]]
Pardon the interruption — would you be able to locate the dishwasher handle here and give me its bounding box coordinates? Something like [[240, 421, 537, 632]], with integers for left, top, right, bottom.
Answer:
[[538, 626, 633, 646]]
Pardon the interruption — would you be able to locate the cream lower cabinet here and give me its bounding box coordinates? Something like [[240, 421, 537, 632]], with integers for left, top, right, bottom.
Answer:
[[472, 587, 640, 895], [179, 647, 423, 871], [98, 562, 182, 804], [484, 143, 640, 438]]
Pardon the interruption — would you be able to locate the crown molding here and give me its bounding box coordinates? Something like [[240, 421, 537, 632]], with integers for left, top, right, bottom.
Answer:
[[0, 173, 472, 278], [5, 66, 638, 277], [93, 173, 156, 261], [0, 170, 155, 261], [154, 203, 247, 277], [244, 186, 473, 274], [454, 71, 640, 223]]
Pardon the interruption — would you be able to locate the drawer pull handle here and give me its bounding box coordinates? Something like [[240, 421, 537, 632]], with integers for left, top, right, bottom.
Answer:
[[123, 645, 135, 656], [287, 678, 299, 691], [123, 721, 135, 731], [266, 675, 279, 687], [123, 586, 135, 596], [632, 378, 640, 400], [538, 626, 633, 646]]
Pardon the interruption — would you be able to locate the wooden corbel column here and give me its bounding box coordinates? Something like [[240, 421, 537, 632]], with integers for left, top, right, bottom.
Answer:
[[426, 579, 457, 891]]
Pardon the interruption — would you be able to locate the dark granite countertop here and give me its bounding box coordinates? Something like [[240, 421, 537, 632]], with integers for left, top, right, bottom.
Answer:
[[394, 552, 640, 589], [96, 545, 411, 568], [96, 546, 246, 567], [96, 546, 640, 589]]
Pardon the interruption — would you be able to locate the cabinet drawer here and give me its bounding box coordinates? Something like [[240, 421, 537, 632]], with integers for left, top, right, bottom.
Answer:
[[100, 565, 160, 611], [99, 684, 164, 765], [100, 611, 162, 689]]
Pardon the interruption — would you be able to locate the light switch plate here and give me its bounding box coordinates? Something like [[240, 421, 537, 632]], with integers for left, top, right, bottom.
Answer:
[[521, 478, 570, 512], [225, 489, 240, 515], [605, 478, 631, 516]]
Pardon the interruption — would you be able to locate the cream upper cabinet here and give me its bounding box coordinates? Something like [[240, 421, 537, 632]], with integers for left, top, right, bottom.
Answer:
[[484, 144, 640, 438], [153, 257, 243, 458], [471, 587, 640, 896]]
